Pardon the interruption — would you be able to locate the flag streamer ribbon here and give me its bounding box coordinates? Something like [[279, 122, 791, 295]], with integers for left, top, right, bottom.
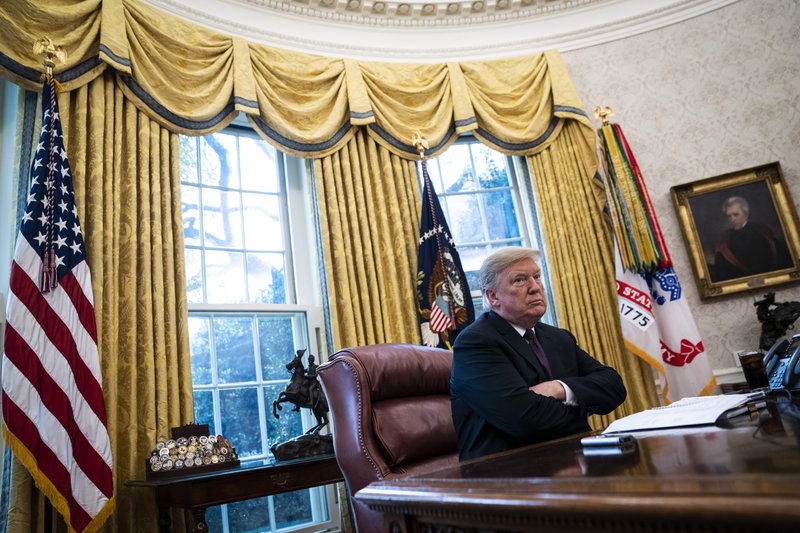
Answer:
[[598, 123, 671, 273]]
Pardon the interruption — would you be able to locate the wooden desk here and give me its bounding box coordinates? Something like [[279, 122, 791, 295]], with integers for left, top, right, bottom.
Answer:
[[356, 395, 800, 533], [127, 454, 342, 532]]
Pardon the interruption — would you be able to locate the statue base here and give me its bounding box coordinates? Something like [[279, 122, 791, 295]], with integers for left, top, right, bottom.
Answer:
[[271, 433, 334, 461]]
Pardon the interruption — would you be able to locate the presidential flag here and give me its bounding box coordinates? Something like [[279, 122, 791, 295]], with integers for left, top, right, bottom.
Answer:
[[598, 121, 716, 403], [417, 158, 474, 349], [2, 78, 114, 532]]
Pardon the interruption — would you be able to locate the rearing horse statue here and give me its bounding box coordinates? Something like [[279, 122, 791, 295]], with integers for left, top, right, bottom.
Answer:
[[272, 349, 329, 435]]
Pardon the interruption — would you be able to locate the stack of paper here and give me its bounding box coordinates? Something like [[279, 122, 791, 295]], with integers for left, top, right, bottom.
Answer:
[[602, 393, 759, 434]]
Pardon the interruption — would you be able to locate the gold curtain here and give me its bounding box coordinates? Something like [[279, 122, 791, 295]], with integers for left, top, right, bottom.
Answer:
[[312, 130, 421, 349], [5, 71, 194, 533], [527, 121, 659, 425]]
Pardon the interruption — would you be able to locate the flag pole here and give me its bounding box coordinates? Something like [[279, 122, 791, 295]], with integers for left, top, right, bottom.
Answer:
[[32, 35, 66, 533]]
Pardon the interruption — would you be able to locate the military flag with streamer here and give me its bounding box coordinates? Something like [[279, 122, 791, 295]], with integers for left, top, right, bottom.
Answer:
[[416, 155, 474, 349], [597, 117, 716, 403], [2, 78, 114, 532]]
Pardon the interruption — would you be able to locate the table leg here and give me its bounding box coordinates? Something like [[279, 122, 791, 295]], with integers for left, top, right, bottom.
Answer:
[[191, 508, 208, 532], [157, 506, 171, 533]]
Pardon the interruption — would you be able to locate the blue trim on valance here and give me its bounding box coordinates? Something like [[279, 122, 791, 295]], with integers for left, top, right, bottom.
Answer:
[[455, 116, 477, 128], [554, 105, 588, 117], [234, 96, 258, 110], [120, 74, 236, 131], [98, 44, 131, 68], [367, 123, 456, 157], [476, 116, 560, 151], [0, 52, 104, 84], [250, 115, 351, 154], [349, 110, 374, 120]]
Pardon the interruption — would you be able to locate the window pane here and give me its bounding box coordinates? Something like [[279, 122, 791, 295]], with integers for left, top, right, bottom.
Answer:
[[447, 194, 484, 243], [213, 316, 256, 383], [184, 248, 203, 303], [484, 190, 521, 240], [438, 144, 473, 192], [202, 188, 243, 249], [227, 497, 270, 532], [258, 316, 297, 379], [265, 383, 303, 448], [179, 137, 198, 184], [205, 250, 246, 303], [275, 489, 314, 529], [247, 252, 286, 304], [242, 192, 282, 250], [201, 133, 240, 188], [192, 390, 214, 429], [219, 387, 262, 457], [181, 184, 201, 246], [240, 136, 278, 193], [459, 245, 488, 291], [189, 316, 211, 384], [473, 143, 510, 188]]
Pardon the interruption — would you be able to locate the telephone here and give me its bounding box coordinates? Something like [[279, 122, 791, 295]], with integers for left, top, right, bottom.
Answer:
[[763, 333, 800, 390]]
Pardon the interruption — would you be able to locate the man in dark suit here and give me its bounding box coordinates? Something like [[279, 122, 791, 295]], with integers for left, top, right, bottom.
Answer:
[[451, 247, 627, 461]]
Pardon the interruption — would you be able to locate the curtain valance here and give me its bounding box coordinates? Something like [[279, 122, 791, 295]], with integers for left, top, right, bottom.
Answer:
[[0, 0, 594, 161]]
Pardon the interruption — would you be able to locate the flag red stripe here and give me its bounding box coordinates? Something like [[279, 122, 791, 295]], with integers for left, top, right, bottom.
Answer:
[[4, 325, 113, 496], [9, 261, 107, 424], [60, 269, 98, 343], [2, 393, 93, 532]]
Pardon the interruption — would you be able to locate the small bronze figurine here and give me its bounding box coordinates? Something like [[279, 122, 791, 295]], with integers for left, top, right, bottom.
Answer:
[[271, 350, 333, 460]]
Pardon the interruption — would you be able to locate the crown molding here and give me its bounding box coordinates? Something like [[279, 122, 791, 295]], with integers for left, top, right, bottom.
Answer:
[[140, 0, 741, 60]]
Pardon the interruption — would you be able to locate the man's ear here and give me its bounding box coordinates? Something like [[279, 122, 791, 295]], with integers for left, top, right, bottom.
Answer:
[[485, 289, 499, 308]]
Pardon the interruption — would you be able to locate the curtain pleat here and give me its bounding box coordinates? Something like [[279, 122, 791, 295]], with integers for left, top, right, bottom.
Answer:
[[527, 122, 658, 427], [313, 130, 421, 349]]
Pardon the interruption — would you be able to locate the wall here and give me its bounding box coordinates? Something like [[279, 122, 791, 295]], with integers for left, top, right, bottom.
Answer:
[[562, 0, 800, 378]]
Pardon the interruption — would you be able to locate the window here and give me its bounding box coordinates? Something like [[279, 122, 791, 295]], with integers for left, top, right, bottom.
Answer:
[[422, 138, 555, 322], [180, 125, 333, 532]]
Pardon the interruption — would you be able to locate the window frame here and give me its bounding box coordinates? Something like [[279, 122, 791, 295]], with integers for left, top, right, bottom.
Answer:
[[181, 121, 335, 533]]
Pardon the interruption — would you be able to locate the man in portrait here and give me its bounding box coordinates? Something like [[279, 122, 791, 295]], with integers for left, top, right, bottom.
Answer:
[[711, 196, 792, 282]]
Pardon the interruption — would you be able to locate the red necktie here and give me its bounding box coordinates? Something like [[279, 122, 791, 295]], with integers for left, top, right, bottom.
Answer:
[[523, 329, 552, 379]]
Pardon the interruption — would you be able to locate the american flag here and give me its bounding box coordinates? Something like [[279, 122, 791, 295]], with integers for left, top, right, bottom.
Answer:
[[2, 79, 114, 532]]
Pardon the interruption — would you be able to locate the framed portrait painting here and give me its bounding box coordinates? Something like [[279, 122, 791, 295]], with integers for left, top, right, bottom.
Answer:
[[671, 162, 800, 299]]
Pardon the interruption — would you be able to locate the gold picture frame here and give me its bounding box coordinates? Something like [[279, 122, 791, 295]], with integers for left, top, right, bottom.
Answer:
[[670, 162, 800, 299]]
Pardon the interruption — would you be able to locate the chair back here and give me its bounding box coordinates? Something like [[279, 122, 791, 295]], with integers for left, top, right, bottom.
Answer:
[[317, 343, 458, 532]]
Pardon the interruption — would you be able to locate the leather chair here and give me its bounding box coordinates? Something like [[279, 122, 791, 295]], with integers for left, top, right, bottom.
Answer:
[[317, 343, 459, 532]]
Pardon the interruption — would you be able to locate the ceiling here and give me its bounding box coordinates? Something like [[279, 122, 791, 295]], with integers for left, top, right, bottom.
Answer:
[[142, 0, 737, 60]]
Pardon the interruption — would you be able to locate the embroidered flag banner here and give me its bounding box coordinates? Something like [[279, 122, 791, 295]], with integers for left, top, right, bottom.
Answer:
[[417, 158, 474, 349], [2, 78, 114, 532], [598, 121, 716, 403]]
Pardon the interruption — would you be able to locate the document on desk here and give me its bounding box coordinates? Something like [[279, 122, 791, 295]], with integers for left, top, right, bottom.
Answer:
[[602, 394, 756, 434]]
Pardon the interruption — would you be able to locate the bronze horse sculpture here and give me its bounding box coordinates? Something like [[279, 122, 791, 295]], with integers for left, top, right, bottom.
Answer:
[[272, 349, 329, 435]]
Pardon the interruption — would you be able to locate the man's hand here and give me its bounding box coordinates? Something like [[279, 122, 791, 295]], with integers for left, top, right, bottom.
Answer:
[[529, 380, 566, 401]]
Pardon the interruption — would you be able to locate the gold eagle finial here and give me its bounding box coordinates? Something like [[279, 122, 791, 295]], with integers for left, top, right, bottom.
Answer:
[[33, 37, 66, 79], [412, 131, 429, 160], [593, 105, 614, 126]]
